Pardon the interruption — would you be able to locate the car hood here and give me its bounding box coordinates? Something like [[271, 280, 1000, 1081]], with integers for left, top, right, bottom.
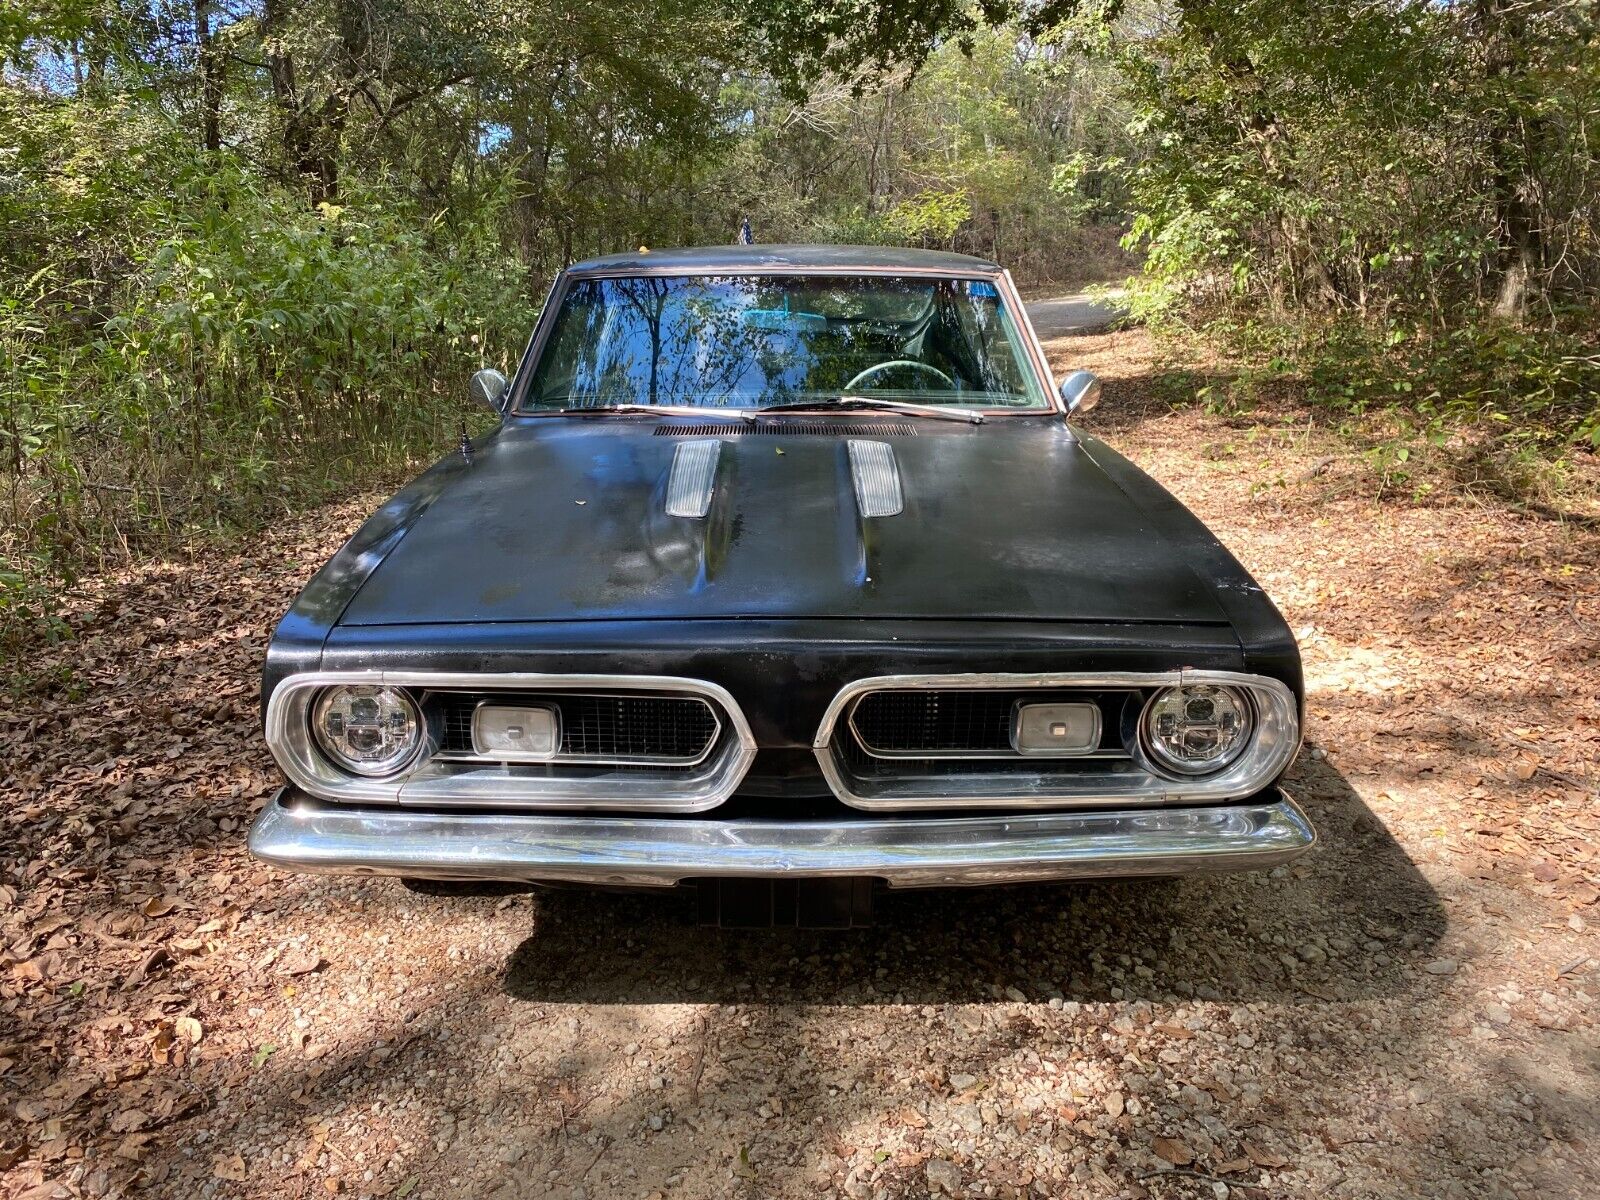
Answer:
[[334, 418, 1233, 627]]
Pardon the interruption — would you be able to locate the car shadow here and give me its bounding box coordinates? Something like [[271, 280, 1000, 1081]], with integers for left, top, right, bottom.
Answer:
[[501, 750, 1444, 1007]]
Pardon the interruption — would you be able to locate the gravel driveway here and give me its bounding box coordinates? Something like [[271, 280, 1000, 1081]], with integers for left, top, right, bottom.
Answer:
[[3, 329, 1597, 1200]]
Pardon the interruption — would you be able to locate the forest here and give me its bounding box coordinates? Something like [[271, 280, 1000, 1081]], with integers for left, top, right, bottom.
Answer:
[[3, 0, 1598, 647]]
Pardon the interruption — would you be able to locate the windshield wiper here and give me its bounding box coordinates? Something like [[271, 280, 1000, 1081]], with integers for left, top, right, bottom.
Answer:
[[536, 403, 756, 422], [757, 396, 986, 425]]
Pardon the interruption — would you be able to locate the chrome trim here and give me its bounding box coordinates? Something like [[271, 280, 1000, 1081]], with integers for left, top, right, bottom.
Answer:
[[664, 438, 722, 518], [265, 672, 756, 813], [847, 439, 904, 518], [574, 263, 1005, 279], [814, 670, 1300, 811], [249, 786, 1316, 888], [1000, 268, 1069, 417]]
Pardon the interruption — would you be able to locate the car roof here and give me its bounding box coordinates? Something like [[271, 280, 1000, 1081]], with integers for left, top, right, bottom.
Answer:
[[564, 243, 1004, 277]]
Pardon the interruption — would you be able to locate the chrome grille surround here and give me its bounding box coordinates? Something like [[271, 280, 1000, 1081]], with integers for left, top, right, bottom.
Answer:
[[814, 670, 1300, 811], [266, 671, 756, 812]]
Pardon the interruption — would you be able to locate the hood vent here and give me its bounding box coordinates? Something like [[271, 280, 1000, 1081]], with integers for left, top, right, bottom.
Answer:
[[848, 439, 905, 518], [653, 422, 916, 437], [663, 439, 722, 518]]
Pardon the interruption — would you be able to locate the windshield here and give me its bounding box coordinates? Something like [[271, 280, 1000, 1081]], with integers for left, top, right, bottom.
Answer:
[[519, 273, 1050, 412]]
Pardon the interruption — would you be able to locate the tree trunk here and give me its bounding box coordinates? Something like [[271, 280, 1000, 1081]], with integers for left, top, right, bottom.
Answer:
[[194, 0, 223, 152], [260, 0, 345, 206], [1476, 0, 1542, 319]]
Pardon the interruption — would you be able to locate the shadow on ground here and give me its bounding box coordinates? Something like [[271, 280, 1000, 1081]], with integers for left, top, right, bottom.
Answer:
[[502, 752, 1443, 1008]]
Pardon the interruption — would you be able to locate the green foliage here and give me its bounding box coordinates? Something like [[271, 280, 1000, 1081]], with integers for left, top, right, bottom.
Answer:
[[1069, 0, 1600, 473], [0, 86, 527, 620], [5, 0, 1598, 643]]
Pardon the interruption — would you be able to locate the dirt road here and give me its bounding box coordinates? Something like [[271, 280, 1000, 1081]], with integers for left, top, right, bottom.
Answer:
[[1024, 293, 1124, 339], [3, 328, 1597, 1200]]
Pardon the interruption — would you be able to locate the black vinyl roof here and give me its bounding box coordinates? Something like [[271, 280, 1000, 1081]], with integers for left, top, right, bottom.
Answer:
[[564, 243, 1004, 276]]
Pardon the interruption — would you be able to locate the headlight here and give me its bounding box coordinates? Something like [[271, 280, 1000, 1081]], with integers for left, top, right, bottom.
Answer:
[[311, 685, 423, 777], [1140, 684, 1253, 776]]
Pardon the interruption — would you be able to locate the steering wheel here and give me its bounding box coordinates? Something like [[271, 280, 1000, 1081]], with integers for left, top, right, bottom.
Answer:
[[844, 359, 957, 392]]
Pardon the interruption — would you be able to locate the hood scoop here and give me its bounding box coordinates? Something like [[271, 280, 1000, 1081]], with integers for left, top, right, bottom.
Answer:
[[848, 439, 905, 518], [654, 422, 916, 437], [663, 439, 722, 518]]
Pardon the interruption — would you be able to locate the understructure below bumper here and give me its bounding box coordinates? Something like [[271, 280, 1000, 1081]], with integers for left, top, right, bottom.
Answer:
[[248, 786, 1315, 889]]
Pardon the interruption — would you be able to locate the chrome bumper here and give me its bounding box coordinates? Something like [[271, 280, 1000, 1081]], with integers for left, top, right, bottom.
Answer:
[[248, 786, 1314, 889]]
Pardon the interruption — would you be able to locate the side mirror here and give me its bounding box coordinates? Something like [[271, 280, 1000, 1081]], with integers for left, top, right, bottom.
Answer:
[[1058, 369, 1102, 416], [469, 368, 510, 414]]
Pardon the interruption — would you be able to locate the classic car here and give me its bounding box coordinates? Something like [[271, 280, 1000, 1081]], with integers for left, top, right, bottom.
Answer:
[[249, 244, 1313, 926]]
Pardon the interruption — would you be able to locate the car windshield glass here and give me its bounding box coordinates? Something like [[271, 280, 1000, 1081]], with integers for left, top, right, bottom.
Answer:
[[520, 273, 1049, 412]]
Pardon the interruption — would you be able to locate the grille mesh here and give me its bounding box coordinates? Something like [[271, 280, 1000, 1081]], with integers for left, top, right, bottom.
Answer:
[[438, 692, 718, 762], [849, 689, 1137, 756], [653, 422, 916, 437]]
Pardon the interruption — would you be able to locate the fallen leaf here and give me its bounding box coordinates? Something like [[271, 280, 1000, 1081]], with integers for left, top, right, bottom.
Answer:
[[395, 1178, 419, 1199], [150, 1025, 175, 1065], [1153, 1137, 1195, 1166], [114, 1132, 155, 1160], [1244, 1141, 1290, 1169], [280, 949, 325, 977], [126, 945, 171, 988], [142, 895, 176, 918], [1214, 1157, 1251, 1174], [252, 1044, 277, 1069], [176, 1016, 204, 1045], [212, 1152, 248, 1181], [109, 1109, 149, 1133]]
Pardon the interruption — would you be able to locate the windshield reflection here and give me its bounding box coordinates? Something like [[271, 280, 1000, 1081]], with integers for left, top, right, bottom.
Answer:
[[522, 274, 1048, 411]]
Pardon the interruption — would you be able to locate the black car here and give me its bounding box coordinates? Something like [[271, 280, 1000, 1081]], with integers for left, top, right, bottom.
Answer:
[[249, 245, 1311, 924]]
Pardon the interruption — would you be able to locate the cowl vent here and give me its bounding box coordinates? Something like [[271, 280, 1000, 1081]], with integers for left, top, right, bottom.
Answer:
[[652, 422, 916, 437]]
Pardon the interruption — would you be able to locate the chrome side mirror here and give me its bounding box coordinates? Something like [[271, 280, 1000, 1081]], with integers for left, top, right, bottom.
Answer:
[[469, 368, 510, 413], [1058, 369, 1102, 416]]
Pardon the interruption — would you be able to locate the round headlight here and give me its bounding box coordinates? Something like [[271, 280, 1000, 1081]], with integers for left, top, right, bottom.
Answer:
[[311, 685, 423, 777], [1140, 684, 1253, 776]]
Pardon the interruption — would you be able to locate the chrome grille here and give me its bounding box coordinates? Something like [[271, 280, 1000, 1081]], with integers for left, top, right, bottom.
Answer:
[[849, 689, 1135, 758], [437, 692, 719, 764], [812, 671, 1302, 812]]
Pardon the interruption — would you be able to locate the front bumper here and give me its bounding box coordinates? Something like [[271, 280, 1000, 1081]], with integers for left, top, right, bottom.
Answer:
[[248, 786, 1314, 889]]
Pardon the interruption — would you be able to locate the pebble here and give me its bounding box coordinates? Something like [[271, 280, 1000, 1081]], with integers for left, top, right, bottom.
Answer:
[[1424, 958, 1459, 976], [925, 1159, 962, 1196]]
